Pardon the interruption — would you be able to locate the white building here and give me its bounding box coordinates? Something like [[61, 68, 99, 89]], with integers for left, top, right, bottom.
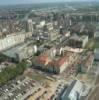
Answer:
[[0, 30, 33, 51], [40, 20, 46, 27], [0, 33, 25, 51], [82, 35, 89, 48], [46, 22, 53, 31]]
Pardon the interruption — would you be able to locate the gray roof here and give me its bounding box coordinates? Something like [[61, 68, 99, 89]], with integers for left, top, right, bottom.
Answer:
[[61, 80, 77, 100], [94, 31, 99, 38], [2, 43, 29, 58]]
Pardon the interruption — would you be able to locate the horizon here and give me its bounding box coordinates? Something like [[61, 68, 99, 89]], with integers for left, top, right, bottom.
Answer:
[[0, 0, 98, 6]]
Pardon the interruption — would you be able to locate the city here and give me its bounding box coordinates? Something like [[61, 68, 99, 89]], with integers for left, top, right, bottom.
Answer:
[[0, 0, 99, 100]]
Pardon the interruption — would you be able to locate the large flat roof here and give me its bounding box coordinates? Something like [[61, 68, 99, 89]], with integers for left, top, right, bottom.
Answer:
[[61, 80, 77, 100], [61, 80, 83, 100], [2, 42, 30, 58]]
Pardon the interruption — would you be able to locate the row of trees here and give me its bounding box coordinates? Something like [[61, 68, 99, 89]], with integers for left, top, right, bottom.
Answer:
[[0, 61, 27, 86]]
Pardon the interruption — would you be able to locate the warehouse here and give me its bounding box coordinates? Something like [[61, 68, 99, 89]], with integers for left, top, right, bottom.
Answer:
[[61, 80, 91, 100], [2, 44, 37, 62]]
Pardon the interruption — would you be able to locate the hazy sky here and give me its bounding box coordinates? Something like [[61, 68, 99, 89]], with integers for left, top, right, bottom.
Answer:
[[0, 0, 97, 5]]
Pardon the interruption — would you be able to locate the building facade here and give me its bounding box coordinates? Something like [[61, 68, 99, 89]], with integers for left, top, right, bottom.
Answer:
[[94, 48, 99, 61]]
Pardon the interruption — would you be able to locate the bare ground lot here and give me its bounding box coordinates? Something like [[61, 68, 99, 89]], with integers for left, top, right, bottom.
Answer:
[[87, 84, 99, 100], [87, 75, 99, 100]]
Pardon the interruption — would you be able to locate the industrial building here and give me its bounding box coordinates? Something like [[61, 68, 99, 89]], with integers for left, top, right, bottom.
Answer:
[[61, 80, 91, 100], [2, 44, 37, 62], [69, 34, 88, 48]]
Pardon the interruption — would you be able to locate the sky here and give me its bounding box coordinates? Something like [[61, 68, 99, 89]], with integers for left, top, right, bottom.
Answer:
[[0, 0, 97, 5]]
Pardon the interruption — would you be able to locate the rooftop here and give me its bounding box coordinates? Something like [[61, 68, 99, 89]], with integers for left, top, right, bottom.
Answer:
[[94, 31, 99, 37], [94, 48, 99, 53], [70, 34, 88, 41], [35, 51, 73, 69], [36, 55, 51, 65], [61, 80, 83, 100]]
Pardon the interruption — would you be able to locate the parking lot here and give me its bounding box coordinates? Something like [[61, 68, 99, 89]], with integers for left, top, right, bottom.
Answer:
[[0, 76, 41, 100], [28, 79, 67, 100]]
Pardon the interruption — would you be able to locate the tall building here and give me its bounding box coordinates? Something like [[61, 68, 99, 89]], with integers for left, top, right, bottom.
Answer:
[[25, 19, 33, 33]]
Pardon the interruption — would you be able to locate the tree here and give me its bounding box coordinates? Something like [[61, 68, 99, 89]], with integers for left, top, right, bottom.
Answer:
[[0, 60, 27, 86]]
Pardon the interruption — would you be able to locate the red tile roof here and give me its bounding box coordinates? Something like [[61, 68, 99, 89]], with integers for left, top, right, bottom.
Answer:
[[36, 52, 72, 68], [36, 55, 51, 65]]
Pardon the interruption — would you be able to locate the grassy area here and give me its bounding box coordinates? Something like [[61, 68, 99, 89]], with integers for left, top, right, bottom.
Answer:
[[85, 38, 99, 50]]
